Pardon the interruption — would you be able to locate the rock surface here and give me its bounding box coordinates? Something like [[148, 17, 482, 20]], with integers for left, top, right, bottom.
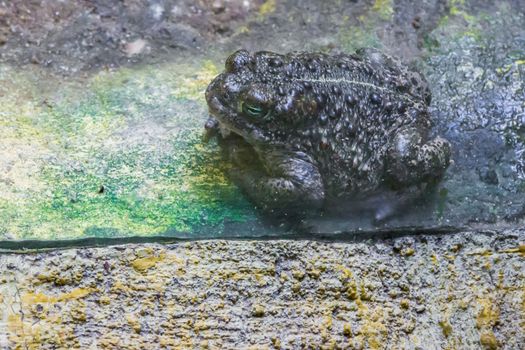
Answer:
[[1, 230, 524, 349]]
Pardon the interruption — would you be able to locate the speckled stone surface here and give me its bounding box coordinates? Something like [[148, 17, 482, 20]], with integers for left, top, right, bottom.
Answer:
[[1, 230, 524, 349]]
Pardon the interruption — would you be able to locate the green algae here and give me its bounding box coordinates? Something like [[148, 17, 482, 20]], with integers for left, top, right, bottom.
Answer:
[[0, 60, 255, 240]]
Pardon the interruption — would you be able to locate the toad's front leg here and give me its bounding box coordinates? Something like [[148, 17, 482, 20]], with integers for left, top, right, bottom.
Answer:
[[230, 150, 325, 214]]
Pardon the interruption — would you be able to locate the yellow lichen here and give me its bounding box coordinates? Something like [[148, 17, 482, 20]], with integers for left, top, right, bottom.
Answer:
[[355, 299, 387, 349], [111, 280, 133, 294], [403, 248, 415, 256], [324, 315, 333, 330], [450, 244, 462, 253], [360, 283, 371, 301], [468, 249, 493, 257], [346, 279, 358, 300], [99, 295, 111, 305], [70, 301, 87, 323], [234, 25, 250, 35], [480, 330, 498, 350], [476, 299, 500, 329], [259, 0, 276, 16], [8, 286, 88, 349], [131, 253, 165, 273], [372, 0, 394, 20], [499, 244, 525, 257], [171, 60, 219, 101], [292, 269, 305, 280], [35, 271, 76, 286], [194, 320, 210, 332], [335, 264, 353, 279], [126, 313, 142, 333], [343, 323, 352, 337], [271, 336, 281, 348], [439, 319, 453, 338], [21, 288, 93, 305], [252, 304, 265, 317], [308, 268, 321, 279], [448, 0, 477, 24]]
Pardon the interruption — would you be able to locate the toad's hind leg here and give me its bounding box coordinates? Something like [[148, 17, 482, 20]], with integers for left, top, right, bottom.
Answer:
[[385, 127, 451, 188]]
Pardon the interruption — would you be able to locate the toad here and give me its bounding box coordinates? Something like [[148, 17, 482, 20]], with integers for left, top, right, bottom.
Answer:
[[205, 49, 451, 221]]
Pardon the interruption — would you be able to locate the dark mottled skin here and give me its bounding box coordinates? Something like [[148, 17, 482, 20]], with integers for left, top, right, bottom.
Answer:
[[205, 49, 451, 220]]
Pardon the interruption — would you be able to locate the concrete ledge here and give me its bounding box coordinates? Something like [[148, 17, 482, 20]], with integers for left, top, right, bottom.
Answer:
[[1, 230, 524, 349]]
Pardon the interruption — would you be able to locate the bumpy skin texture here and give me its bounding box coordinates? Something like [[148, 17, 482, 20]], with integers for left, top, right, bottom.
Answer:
[[205, 49, 451, 220]]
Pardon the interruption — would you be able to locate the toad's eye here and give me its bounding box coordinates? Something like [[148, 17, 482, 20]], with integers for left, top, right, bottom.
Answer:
[[241, 101, 267, 118]]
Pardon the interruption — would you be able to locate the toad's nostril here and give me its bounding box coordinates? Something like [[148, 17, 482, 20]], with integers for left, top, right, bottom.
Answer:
[[225, 49, 253, 72]]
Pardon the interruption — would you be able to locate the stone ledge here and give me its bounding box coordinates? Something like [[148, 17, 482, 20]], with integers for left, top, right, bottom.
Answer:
[[1, 229, 523, 349]]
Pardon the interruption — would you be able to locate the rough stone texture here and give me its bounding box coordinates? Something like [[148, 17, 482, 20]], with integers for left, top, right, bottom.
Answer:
[[424, 6, 525, 225], [1, 230, 524, 349], [0, 0, 266, 73]]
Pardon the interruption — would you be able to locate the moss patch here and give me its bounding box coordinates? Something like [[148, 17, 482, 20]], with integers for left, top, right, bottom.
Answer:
[[0, 61, 255, 240]]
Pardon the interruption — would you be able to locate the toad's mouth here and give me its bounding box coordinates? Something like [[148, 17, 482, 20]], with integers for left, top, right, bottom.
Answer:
[[205, 87, 264, 169], [206, 89, 267, 146]]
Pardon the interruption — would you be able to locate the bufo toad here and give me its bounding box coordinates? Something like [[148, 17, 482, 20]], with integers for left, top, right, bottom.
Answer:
[[205, 49, 451, 220]]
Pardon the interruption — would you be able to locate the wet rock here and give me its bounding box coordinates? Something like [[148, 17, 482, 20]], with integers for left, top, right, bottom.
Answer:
[[425, 8, 525, 225], [478, 168, 499, 185]]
